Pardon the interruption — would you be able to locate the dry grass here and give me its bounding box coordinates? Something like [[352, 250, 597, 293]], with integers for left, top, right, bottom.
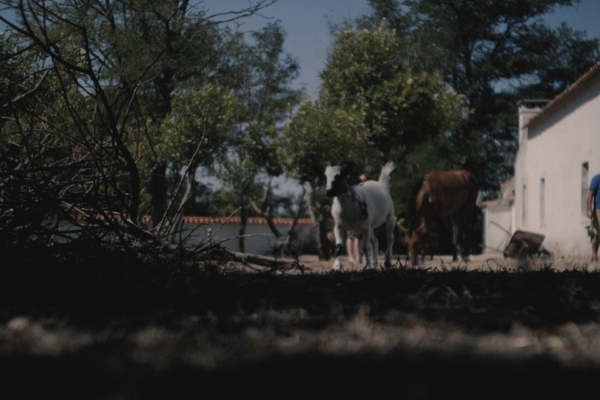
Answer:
[[2, 251, 600, 398], [299, 252, 600, 272]]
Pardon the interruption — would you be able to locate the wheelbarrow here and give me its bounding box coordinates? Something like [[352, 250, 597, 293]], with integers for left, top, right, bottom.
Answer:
[[503, 230, 552, 259]]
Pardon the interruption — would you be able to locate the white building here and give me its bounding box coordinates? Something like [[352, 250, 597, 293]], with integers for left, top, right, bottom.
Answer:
[[480, 179, 515, 253], [176, 216, 314, 255], [482, 62, 600, 258]]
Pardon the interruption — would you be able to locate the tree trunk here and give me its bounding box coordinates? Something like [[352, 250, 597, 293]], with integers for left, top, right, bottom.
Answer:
[[166, 165, 197, 243], [180, 165, 197, 215], [306, 184, 331, 260], [250, 183, 307, 258], [239, 195, 246, 253], [150, 163, 167, 229]]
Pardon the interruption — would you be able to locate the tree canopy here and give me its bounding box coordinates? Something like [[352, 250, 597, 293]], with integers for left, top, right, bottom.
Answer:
[[280, 0, 600, 256], [0, 0, 302, 257], [1, 0, 599, 261], [360, 0, 600, 194]]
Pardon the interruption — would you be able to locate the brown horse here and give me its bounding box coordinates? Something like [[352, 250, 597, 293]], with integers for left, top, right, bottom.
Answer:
[[400, 170, 479, 265]]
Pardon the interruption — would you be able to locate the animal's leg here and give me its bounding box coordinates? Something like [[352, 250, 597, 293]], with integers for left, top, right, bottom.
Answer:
[[384, 217, 394, 268], [452, 223, 459, 262], [358, 236, 365, 266], [457, 206, 474, 261], [371, 233, 379, 268], [332, 223, 345, 271], [362, 228, 375, 270], [458, 221, 468, 261], [420, 244, 432, 262], [441, 216, 458, 262], [425, 219, 438, 261], [346, 235, 361, 268]]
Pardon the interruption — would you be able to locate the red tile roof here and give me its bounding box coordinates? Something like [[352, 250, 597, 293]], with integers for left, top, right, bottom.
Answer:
[[527, 62, 600, 130], [180, 216, 313, 226], [48, 214, 313, 226]]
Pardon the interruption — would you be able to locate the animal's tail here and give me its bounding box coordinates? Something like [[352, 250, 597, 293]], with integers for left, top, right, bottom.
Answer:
[[378, 161, 396, 189], [406, 177, 425, 234]]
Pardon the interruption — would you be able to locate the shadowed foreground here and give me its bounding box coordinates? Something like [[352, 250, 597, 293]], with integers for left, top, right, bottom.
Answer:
[[2, 256, 600, 399]]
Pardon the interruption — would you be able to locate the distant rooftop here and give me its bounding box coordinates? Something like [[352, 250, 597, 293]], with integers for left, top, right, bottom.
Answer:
[[179, 216, 313, 226]]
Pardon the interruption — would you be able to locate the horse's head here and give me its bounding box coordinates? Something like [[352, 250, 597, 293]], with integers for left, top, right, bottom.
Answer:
[[324, 161, 355, 198], [399, 220, 427, 266]]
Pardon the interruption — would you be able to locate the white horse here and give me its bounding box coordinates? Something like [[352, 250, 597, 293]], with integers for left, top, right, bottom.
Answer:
[[324, 161, 396, 270]]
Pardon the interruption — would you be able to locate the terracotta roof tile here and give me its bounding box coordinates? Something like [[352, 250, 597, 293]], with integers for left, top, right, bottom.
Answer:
[[180, 216, 313, 226], [527, 61, 600, 130], [46, 214, 313, 226]]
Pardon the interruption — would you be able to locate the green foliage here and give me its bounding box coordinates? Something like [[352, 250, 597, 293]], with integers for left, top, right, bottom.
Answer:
[[227, 22, 301, 171], [587, 224, 599, 246], [0, 0, 302, 254], [158, 85, 238, 166], [281, 96, 369, 184], [219, 155, 263, 202], [280, 19, 467, 258], [215, 21, 301, 231], [0, 13, 152, 251], [378, 0, 600, 193], [320, 22, 466, 161]]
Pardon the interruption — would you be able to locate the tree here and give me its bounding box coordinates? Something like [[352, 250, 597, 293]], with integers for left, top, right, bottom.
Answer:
[[81, 0, 276, 229], [282, 22, 466, 259], [324, 22, 465, 165], [322, 22, 465, 207], [154, 84, 238, 237], [363, 0, 600, 195], [281, 94, 370, 183], [218, 22, 301, 252], [0, 0, 148, 255], [1, 0, 277, 229], [0, 0, 286, 258], [281, 96, 370, 258]]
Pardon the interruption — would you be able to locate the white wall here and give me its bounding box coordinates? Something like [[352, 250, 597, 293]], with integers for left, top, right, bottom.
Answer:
[[177, 223, 315, 255], [514, 104, 543, 243], [517, 81, 600, 257], [482, 201, 513, 254]]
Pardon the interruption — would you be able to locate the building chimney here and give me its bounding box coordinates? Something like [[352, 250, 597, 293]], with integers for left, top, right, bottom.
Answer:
[[517, 100, 548, 143]]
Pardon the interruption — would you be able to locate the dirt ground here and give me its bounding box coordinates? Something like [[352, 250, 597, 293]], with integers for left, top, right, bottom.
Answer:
[[2, 251, 600, 399], [301, 251, 594, 272]]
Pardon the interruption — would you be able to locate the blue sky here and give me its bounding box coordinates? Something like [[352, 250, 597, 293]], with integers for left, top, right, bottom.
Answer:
[[203, 0, 600, 98], [201, 0, 370, 98], [2, 0, 598, 97]]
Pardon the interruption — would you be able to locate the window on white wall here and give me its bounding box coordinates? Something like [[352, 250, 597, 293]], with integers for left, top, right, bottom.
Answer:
[[522, 183, 527, 225], [582, 162, 589, 215], [540, 177, 545, 226]]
